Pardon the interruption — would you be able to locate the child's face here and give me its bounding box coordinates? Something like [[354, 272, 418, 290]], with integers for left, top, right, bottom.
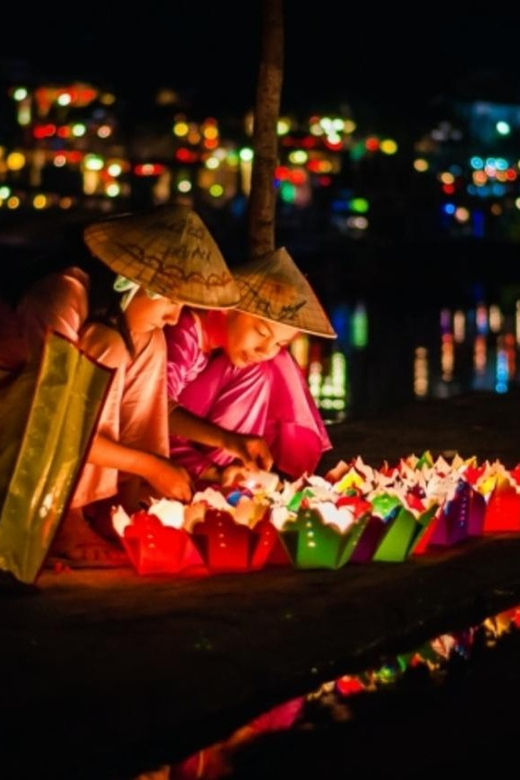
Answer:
[[225, 311, 299, 367], [126, 289, 183, 332]]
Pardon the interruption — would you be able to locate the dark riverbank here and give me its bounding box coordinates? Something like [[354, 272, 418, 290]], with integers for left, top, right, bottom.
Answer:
[[2, 388, 520, 779]]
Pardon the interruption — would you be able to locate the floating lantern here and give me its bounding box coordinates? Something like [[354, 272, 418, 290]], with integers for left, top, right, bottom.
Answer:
[[484, 481, 520, 532], [427, 480, 486, 547], [373, 504, 438, 562], [109, 453, 520, 577], [112, 506, 204, 575], [279, 506, 365, 570], [347, 515, 387, 564], [189, 503, 288, 572], [191, 509, 252, 571], [249, 517, 291, 570], [336, 494, 372, 518]]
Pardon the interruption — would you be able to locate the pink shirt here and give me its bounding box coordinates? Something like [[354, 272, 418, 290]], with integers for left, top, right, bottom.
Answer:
[[165, 308, 332, 479], [1, 266, 169, 508], [0, 267, 88, 371]]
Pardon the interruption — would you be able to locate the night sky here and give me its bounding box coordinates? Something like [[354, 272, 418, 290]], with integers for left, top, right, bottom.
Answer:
[[2, 3, 520, 121]]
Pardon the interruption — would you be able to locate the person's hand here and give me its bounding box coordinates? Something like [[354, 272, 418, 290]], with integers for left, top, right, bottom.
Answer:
[[223, 432, 274, 472], [220, 463, 257, 487], [324, 459, 349, 484], [144, 456, 193, 503]]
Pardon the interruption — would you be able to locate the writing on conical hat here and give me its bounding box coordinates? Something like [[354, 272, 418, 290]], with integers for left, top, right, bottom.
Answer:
[[233, 247, 337, 338], [83, 205, 240, 308], [236, 275, 308, 324]]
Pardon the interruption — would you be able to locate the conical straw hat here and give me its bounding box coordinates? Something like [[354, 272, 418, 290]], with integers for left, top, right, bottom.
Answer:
[[232, 247, 336, 338], [83, 204, 240, 309]]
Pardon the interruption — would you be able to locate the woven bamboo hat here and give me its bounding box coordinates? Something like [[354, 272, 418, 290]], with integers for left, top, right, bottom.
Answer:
[[83, 204, 240, 308], [232, 247, 336, 338]]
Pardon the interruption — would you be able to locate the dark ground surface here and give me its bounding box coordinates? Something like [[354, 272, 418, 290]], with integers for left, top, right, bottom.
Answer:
[[2, 388, 520, 779]]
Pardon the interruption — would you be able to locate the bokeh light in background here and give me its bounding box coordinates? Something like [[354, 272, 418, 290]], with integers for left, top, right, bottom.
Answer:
[[293, 297, 520, 422]]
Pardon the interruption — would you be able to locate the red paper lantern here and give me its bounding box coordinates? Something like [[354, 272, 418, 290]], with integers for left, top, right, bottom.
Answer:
[[483, 485, 520, 532], [249, 518, 291, 570], [121, 512, 204, 575], [191, 510, 254, 572]]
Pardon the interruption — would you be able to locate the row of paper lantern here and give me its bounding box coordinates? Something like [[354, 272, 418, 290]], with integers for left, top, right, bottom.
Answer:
[[113, 463, 520, 575]]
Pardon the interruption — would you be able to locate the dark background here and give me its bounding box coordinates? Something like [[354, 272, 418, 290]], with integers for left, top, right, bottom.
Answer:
[[2, 2, 520, 118]]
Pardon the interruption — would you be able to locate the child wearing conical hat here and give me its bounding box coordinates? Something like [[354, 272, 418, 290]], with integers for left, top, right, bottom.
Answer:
[[166, 246, 337, 484], [0, 205, 240, 565]]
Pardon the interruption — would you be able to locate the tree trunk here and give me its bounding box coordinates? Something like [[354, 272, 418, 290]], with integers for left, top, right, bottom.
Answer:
[[247, 0, 284, 262]]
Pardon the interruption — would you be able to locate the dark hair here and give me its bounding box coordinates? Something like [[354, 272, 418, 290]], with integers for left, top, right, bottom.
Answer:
[[83, 258, 136, 357]]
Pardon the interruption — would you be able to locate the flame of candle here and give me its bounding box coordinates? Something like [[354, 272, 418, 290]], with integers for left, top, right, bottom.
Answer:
[[148, 498, 185, 528], [317, 501, 355, 533]]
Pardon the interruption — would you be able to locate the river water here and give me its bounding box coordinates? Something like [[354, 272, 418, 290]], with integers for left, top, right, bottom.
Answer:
[[300, 291, 520, 423], [31, 589, 507, 780], [137, 599, 520, 780]]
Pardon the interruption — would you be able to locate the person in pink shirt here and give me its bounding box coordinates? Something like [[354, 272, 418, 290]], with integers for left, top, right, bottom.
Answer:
[[0, 205, 240, 565], [166, 247, 337, 485]]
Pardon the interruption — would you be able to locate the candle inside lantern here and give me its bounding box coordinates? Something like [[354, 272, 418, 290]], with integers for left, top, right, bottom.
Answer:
[[147, 498, 185, 528], [242, 469, 281, 494], [270, 505, 296, 530], [315, 501, 356, 533]]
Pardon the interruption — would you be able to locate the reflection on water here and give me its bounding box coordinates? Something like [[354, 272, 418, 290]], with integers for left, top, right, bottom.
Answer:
[[297, 297, 520, 422], [140, 603, 520, 780]]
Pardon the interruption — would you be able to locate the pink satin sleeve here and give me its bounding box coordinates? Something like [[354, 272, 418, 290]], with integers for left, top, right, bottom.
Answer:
[[264, 348, 332, 477], [169, 348, 332, 479]]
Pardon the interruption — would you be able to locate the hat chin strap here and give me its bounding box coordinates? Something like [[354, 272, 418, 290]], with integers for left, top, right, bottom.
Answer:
[[114, 274, 140, 312], [120, 283, 140, 312]]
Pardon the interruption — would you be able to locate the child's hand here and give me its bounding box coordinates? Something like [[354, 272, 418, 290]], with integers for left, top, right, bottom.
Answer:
[[223, 432, 273, 472], [220, 463, 255, 487], [145, 456, 193, 503]]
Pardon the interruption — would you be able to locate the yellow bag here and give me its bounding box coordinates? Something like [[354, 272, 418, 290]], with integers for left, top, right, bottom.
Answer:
[[0, 331, 113, 583]]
